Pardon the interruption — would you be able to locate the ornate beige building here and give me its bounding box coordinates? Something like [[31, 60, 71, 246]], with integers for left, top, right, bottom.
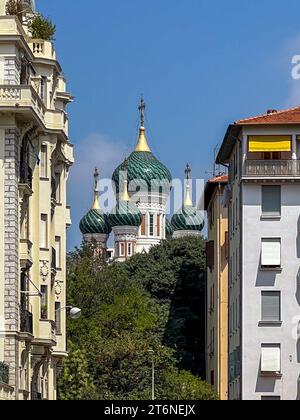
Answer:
[[0, 1, 74, 400]]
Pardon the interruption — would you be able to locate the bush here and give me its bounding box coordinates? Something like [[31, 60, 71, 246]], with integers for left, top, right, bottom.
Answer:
[[28, 14, 56, 41], [5, 0, 23, 20]]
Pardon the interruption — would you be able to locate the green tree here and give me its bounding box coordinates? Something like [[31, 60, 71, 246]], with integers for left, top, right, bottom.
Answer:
[[28, 14, 56, 41], [58, 341, 96, 401]]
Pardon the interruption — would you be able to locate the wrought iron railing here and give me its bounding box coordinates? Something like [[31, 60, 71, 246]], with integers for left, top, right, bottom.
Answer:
[[0, 362, 9, 384], [20, 309, 33, 334], [20, 162, 33, 188]]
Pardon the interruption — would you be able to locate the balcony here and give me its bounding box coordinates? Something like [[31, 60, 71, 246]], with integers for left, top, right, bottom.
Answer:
[[243, 160, 300, 178], [28, 39, 56, 61], [0, 85, 45, 123], [33, 320, 56, 347], [20, 309, 33, 335], [20, 239, 33, 268]]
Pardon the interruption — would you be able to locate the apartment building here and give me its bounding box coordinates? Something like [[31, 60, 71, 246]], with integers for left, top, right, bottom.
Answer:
[[216, 107, 300, 400], [205, 175, 229, 400], [0, 1, 74, 400]]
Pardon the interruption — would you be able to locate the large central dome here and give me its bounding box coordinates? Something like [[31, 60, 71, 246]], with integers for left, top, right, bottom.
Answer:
[[112, 126, 172, 194]]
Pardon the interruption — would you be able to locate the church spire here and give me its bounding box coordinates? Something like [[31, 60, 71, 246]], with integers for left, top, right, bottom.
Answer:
[[121, 158, 130, 202], [92, 167, 100, 209], [135, 97, 151, 152], [184, 164, 193, 207]]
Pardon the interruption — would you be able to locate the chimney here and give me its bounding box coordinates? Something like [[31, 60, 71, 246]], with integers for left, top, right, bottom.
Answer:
[[267, 109, 278, 115]]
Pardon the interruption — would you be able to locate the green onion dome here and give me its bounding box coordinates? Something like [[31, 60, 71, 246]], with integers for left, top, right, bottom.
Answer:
[[112, 127, 172, 194], [165, 218, 174, 239], [79, 209, 111, 235], [108, 200, 142, 228], [171, 206, 205, 232]]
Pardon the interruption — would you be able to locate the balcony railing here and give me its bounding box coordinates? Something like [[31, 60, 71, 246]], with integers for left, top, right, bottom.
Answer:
[[20, 309, 33, 335], [0, 362, 9, 385], [244, 160, 300, 177], [0, 85, 46, 122]]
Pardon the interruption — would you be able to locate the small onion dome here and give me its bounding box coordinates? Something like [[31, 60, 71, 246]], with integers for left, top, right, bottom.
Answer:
[[171, 163, 205, 233], [165, 218, 174, 239], [109, 165, 143, 228], [80, 209, 111, 235], [171, 206, 204, 232], [108, 201, 142, 228], [79, 167, 111, 235]]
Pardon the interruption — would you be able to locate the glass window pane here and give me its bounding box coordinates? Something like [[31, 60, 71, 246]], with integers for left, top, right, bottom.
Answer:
[[262, 292, 281, 321], [262, 186, 281, 215]]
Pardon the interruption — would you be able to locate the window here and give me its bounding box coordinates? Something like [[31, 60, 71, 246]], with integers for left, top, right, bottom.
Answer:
[[55, 302, 61, 334], [261, 345, 281, 374], [40, 76, 47, 103], [40, 214, 48, 249], [141, 215, 146, 236], [127, 242, 132, 257], [157, 214, 161, 237], [41, 285, 48, 320], [261, 239, 281, 268], [119, 243, 125, 257], [261, 292, 281, 322], [55, 173, 61, 203], [149, 214, 154, 237], [262, 186, 281, 217], [55, 237, 62, 269], [225, 231, 229, 260], [206, 241, 215, 269], [210, 371, 215, 386], [40, 145, 47, 178]]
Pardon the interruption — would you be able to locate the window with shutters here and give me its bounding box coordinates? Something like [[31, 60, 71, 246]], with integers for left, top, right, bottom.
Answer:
[[261, 292, 281, 323], [261, 345, 281, 375], [261, 239, 281, 268], [206, 241, 215, 269]]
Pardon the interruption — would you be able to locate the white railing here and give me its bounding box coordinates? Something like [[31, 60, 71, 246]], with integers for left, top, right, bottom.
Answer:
[[0, 87, 21, 101]]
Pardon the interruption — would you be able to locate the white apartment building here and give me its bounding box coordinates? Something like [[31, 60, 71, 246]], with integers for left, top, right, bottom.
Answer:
[[217, 107, 300, 400]]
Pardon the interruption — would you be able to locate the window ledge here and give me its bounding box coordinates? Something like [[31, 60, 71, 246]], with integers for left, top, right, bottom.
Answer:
[[260, 267, 282, 272], [261, 215, 281, 221], [260, 372, 282, 379], [40, 248, 50, 252], [259, 321, 282, 327], [40, 177, 49, 181]]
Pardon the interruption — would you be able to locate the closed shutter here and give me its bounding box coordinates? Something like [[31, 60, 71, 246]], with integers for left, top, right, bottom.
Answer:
[[206, 241, 215, 269], [261, 345, 281, 373], [261, 239, 281, 267]]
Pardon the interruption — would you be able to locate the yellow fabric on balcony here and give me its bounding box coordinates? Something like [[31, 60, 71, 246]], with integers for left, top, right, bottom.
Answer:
[[248, 136, 292, 152]]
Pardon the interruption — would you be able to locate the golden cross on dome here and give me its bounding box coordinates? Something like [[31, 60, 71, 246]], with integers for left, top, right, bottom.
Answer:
[[138, 97, 146, 127]]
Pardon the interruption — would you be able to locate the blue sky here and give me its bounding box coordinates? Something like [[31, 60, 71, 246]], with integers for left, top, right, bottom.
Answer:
[[38, 0, 300, 250]]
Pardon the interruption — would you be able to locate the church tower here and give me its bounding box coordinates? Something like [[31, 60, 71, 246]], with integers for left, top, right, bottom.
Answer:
[[79, 168, 111, 252], [172, 164, 205, 238], [109, 159, 142, 262], [112, 99, 172, 253]]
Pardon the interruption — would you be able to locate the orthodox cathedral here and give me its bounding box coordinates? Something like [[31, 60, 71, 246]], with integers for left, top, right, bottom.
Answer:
[[79, 100, 204, 261]]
